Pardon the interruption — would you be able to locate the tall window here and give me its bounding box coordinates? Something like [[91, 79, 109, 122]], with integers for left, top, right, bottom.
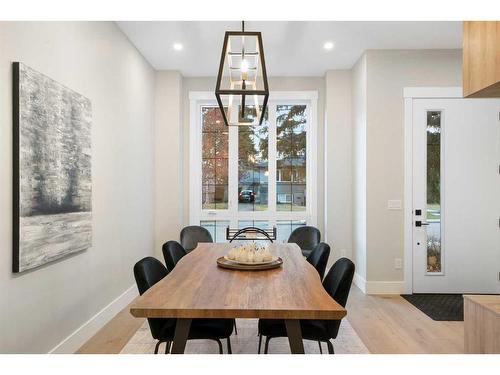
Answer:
[[202, 107, 228, 209], [276, 105, 306, 212], [238, 109, 268, 212], [190, 92, 317, 242]]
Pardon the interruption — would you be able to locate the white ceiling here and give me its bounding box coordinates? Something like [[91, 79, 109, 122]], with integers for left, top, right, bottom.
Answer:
[[117, 21, 462, 77]]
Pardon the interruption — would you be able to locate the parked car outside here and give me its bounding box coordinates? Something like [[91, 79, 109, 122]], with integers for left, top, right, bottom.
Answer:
[[239, 189, 255, 203]]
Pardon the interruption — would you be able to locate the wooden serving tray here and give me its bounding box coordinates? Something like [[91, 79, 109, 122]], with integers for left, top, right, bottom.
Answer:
[[217, 256, 283, 271], [223, 255, 278, 265]]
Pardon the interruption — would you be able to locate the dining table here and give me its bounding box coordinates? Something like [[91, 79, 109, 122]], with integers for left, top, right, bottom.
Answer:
[[129, 242, 346, 354]]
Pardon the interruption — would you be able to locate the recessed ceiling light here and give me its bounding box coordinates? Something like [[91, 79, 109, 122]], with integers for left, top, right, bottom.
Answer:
[[323, 41, 334, 51], [173, 43, 183, 51]]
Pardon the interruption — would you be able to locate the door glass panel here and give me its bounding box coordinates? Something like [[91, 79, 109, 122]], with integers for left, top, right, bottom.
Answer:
[[237, 220, 270, 246], [202, 107, 228, 209], [426, 111, 442, 273], [238, 220, 269, 230], [200, 220, 230, 243], [238, 107, 269, 211], [276, 220, 306, 243], [276, 105, 307, 211]]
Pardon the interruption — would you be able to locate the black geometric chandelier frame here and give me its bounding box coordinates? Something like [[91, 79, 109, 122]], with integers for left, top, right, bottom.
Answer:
[[215, 21, 269, 127]]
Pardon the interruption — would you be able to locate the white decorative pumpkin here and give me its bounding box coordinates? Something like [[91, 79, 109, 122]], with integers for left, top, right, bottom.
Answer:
[[263, 250, 272, 262]]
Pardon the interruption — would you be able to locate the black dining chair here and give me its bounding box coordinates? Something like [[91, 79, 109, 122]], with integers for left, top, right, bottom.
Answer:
[[287, 226, 321, 257], [168, 236, 238, 334], [306, 242, 330, 280], [133, 257, 234, 354], [257, 257, 355, 354], [180, 226, 213, 252], [162, 240, 187, 272]]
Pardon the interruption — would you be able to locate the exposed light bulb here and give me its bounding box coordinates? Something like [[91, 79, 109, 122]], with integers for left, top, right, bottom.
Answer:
[[241, 59, 249, 82], [241, 59, 249, 73], [173, 43, 183, 51]]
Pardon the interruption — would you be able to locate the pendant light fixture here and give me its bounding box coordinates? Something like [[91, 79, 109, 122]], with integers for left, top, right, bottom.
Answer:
[[215, 21, 269, 126]]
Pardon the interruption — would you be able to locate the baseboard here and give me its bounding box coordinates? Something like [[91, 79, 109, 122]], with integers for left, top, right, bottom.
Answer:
[[49, 285, 138, 354], [353, 272, 367, 293], [365, 281, 405, 294], [353, 273, 405, 295]]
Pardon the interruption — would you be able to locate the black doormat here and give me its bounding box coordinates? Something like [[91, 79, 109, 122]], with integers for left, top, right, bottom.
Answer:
[[401, 294, 463, 321]]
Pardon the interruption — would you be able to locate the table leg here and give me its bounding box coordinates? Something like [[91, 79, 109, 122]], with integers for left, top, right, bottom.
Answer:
[[285, 319, 305, 354], [170, 318, 192, 354]]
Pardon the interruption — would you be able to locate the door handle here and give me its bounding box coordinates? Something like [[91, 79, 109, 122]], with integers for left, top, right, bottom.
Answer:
[[415, 221, 429, 227]]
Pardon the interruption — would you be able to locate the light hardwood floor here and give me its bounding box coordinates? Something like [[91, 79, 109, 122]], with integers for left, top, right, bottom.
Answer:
[[76, 286, 464, 354], [76, 302, 145, 354], [346, 287, 463, 353]]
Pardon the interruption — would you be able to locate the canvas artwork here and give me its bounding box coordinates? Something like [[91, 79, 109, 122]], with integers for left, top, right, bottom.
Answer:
[[13, 62, 92, 273]]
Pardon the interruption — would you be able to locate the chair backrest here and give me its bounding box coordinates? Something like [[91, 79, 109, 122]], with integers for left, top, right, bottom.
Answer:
[[287, 226, 321, 251], [180, 226, 213, 252], [322, 257, 355, 339], [133, 257, 174, 339], [306, 242, 330, 280], [162, 240, 187, 271]]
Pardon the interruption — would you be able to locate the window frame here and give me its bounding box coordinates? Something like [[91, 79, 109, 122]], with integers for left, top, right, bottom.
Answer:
[[189, 91, 318, 236]]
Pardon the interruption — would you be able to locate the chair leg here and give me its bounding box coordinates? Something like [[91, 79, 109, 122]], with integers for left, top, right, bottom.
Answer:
[[264, 336, 271, 354], [227, 337, 232, 354], [318, 341, 323, 354], [165, 341, 171, 354], [154, 340, 163, 354], [326, 340, 334, 354], [234, 320, 238, 335], [215, 338, 223, 354], [258, 334, 262, 354]]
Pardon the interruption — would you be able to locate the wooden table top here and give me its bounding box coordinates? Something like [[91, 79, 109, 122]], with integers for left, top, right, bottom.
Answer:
[[130, 243, 346, 320]]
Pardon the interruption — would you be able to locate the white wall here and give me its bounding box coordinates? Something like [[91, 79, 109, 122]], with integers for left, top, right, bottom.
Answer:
[[324, 70, 352, 265], [0, 22, 155, 353], [180, 77, 212, 227], [364, 50, 462, 286], [351, 55, 368, 281], [326, 50, 462, 293], [153, 71, 183, 257]]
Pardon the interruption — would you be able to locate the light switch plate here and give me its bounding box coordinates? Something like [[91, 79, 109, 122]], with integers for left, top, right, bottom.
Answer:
[[387, 200, 402, 210], [394, 258, 403, 270]]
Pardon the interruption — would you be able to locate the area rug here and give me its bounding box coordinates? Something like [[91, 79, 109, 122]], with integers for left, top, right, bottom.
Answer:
[[120, 318, 370, 354], [401, 294, 463, 321]]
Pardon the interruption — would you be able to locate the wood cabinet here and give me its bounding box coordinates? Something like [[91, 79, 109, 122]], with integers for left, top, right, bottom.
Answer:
[[464, 295, 500, 353], [463, 21, 500, 97]]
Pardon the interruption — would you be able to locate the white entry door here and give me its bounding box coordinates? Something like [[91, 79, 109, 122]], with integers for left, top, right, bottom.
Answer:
[[412, 98, 500, 293]]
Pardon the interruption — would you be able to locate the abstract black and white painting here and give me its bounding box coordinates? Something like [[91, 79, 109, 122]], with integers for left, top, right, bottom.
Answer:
[[13, 62, 92, 273]]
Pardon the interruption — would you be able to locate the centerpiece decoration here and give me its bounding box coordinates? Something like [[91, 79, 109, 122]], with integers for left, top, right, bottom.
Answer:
[[225, 243, 273, 264], [216, 242, 283, 271]]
